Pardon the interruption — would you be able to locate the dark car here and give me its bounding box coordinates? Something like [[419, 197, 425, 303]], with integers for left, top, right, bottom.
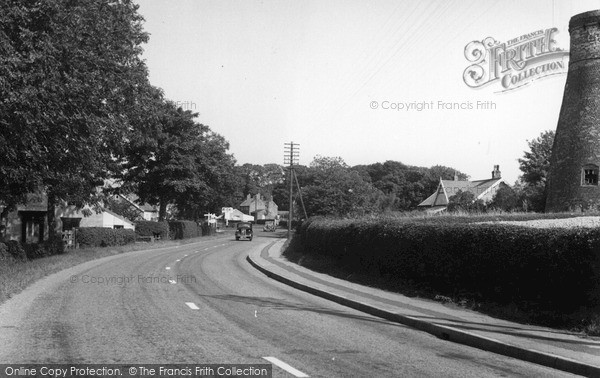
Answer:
[[235, 222, 253, 241]]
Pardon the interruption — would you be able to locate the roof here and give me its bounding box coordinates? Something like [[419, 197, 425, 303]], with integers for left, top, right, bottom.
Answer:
[[418, 178, 504, 207], [240, 197, 265, 207], [119, 194, 157, 213], [104, 209, 135, 227]]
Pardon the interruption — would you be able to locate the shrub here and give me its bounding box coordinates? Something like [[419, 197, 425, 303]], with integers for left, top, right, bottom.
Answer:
[[0, 242, 10, 262], [295, 217, 600, 312], [168, 220, 200, 239], [201, 222, 216, 236], [44, 234, 65, 255], [23, 243, 46, 259], [6, 240, 26, 261], [77, 227, 136, 248], [134, 221, 169, 239]]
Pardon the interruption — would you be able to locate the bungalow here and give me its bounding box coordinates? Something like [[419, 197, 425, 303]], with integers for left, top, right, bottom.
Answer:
[[418, 165, 506, 213], [0, 194, 134, 244], [221, 207, 254, 225]]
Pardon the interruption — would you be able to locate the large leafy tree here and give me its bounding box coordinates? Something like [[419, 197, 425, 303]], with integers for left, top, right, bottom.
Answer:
[[301, 156, 383, 217], [0, 0, 150, 236], [121, 95, 237, 221]]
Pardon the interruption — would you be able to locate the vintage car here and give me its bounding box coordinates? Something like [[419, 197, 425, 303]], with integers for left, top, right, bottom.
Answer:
[[263, 220, 276, 232], [235, 222, 253, 241]]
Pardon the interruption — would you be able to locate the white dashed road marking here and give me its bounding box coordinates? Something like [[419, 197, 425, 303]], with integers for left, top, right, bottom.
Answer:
[[262, 357, 308, 377], [165, 267, 170, 270], [169, 280, 176, 284], [185, 302, 200, 310]]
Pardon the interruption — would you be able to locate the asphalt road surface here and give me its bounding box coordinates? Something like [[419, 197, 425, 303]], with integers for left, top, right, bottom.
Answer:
[[0, 232, 576, 377]]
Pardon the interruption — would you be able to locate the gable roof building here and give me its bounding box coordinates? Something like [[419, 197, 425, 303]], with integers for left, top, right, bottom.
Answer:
[[240, 193, 278, 220], [418, 165, 505, 212]]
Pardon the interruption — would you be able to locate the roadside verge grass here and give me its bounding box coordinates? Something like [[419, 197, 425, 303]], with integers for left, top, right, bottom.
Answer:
[[0, 231, 233, 305]]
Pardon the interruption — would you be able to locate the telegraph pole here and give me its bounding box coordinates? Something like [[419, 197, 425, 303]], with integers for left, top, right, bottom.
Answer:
[[284, 142, 299, 238]]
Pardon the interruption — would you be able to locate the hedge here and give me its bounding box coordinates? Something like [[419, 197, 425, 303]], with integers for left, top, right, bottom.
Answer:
[[295, 217, 600, 312], [168, 220, 200, 240], [134, 221, 169, 239], [77, 227, 136, 247]]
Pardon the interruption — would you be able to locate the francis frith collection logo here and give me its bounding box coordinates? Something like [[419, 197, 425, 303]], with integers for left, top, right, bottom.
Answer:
[[463, 28, 569, 92]]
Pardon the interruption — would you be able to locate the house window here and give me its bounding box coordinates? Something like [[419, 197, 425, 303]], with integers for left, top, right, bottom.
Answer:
[[582, 165, 599, 186]]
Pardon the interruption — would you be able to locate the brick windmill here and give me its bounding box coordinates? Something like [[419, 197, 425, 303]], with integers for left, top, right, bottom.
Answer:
[[546, 10, 600, 212]]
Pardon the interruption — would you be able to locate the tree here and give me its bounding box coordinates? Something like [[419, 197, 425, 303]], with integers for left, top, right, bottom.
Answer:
[[121, 93, 238, 221], [447, 190, 486, 213], [489, 185, 519, 211], [355, 162, 468, 211], [301, 156, 383, 217], [518, 130, 554, 186], [517, 130, 555, 212], [1, 0, 151, 238]]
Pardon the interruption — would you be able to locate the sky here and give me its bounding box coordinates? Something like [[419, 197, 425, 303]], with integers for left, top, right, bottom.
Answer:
[[134, 0, 600, 184]]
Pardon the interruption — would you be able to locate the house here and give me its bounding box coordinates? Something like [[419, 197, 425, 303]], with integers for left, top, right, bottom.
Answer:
[[417, 165, 506, 213], [221, 207, 254, 225], [1, 193, 134, 244], [118, 194, 159, 221], [239, 194, 279, 220]]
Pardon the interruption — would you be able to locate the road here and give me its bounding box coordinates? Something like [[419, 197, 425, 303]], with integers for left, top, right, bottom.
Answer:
[[0, 232, 576, 377]]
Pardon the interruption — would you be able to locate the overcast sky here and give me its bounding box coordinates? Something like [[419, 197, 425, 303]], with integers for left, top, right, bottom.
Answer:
[[134, 0, 600, 184]]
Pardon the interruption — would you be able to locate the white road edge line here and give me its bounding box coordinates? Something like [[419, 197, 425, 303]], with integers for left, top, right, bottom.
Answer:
[[185, 302, 199, 310], [262, 357, 308, 377]]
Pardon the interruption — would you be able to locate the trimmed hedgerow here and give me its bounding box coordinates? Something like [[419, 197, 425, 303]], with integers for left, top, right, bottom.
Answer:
[[77, 227, 136, 248], [295, 217, 600, 312], [168, 220, 200, 240], [134, 221, 169, 239]]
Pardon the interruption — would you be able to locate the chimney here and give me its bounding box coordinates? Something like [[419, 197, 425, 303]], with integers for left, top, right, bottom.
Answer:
[[492, 165, 501, 179], [247, 194, 251, 200]]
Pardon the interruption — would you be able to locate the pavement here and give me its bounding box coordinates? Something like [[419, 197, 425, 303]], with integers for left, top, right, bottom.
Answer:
[[247, 239, 600, 377]]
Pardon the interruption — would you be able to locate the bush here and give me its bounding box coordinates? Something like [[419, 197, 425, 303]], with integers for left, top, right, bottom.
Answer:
[[0, 242, 10, 262], [23, 243, 46, 259], [77, 228, 136, 248], [134, 221, 169, 239], [295, 217, 600, 312], [168, 220, 200, 240], [44, 234, 65, 256], [6, 240, 26, 261], [201, 222, 216, 236]]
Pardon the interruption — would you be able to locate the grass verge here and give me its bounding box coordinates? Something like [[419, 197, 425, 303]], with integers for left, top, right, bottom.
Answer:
[[0, 232, 232, 305]]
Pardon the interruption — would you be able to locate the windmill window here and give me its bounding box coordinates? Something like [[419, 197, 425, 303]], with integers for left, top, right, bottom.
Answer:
[[582, 165, 599, 186]]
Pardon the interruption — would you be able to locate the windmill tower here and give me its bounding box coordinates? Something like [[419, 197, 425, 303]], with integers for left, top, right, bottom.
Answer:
[[546, 10, 600, 212]]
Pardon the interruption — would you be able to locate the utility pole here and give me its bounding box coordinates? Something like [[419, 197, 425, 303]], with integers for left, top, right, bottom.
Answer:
[[284, 142, 299, 238]]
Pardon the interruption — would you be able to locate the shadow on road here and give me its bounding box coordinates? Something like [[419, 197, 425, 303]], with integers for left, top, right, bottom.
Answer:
[[199, 293, 407, 328]]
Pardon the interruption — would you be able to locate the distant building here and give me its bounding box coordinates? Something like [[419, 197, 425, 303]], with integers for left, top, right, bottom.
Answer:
[[239, 194, 278, 220], [221, 207, 254, 224], [118, 194, 158, 221], [417, 165, 506, 212]]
